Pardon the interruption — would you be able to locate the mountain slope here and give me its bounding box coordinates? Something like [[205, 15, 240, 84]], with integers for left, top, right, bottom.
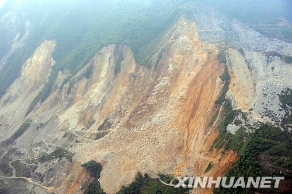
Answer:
[[0, 1, 292, 194]]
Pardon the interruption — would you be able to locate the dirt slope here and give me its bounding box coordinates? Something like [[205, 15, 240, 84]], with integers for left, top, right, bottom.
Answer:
[[56, 17, 237, 194], [0, 17, 239, 194]]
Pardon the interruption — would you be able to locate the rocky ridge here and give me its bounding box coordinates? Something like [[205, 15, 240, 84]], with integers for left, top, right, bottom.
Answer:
[[193, 5, 292, 128], [0, 5, 292, 194]]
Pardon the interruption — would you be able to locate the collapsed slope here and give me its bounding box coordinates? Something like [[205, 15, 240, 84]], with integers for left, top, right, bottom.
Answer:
[[0, 16, 237, 193], [65, 17, 234, 193], [0, 3, 292, 194]]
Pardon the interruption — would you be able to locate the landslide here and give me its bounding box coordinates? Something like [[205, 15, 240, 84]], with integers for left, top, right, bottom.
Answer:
[[0, 16, 238, 194], [57, 17, 238, 194]]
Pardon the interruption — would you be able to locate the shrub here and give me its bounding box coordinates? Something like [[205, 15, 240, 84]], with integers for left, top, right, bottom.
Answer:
[[234, 119, 242, 126], [20, 0, 193, 113], [283, 55, 292, 63], [82, 160, 102, 179], [39, 147, 74, 163], [117, 172, 189, 194], [214, 124, 292, 193], [215, 66, 230, 105], [217, 49, 227, 64], [82, 160, 104, 194], [209, 110, 219, 126], [279, 88, 292, 108], [204, 162, 213, 173], [11, 119, 32, 139]]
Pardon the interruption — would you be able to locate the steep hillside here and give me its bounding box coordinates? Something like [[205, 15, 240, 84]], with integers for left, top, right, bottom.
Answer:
[[0, 15, 234, 193], [0, 1, 292, 194], [0, 40, 55, 141]]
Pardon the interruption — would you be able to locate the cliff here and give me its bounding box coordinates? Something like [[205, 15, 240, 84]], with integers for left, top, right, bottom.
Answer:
[[0, 2, 292, 194]]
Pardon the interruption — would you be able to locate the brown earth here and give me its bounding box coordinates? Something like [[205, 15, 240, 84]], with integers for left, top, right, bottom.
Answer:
[[0, 17, 239, 194], [59, 17, 238, 194]]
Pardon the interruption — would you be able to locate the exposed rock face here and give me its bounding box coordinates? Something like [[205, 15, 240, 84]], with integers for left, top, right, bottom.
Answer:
[[226, 48, 255, 112], [0, 16, 236, 194], [227, 48, 292, 124], [192, 5, 292, 56], [0, 8, 32, 72], [234, 51, 292, 123], [70, 18, 229, 193], [0, 5, 292, 194], [193, 5, 292, 125], [0, 40, 55, 141], [32, 17, 232, 193]]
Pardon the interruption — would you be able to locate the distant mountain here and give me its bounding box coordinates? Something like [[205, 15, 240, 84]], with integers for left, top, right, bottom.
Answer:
[[0, 1, 291, 193]]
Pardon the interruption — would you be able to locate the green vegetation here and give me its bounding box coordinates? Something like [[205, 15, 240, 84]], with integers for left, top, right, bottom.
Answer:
[[219, 65, 231, 82], [234, 119, 242, 126], [84, 65, 94, 79], [0, 28, 9, 60], [283, 55, 292, 63], [11, 119, 32, 139], [215, 65, 230, 105], [82, 160, 104, 194], [282, 112, 292, 126], [266, 51, 292, 64], [271, 155, 292, 170], [214, 124, 292, 194], [212, 58, 234, 149], [157, 173, 174, 183], [94, 132, 109, 140], [0, 25, 42, 98], [154, 49, 165, 70], [279, 88, 292, 126], [217, 49, 227, 64], [212, 85, 292, 192], [0, 178, 36, 194], [0, 1, 33, 98], [0, 0, 199, 112], [237, 48, 244, 56], [97, 118, 112, 131], [211, 100, 249, 152], [212, 125, 248, 152], [266, 51, 284, 59], [117, 172, 189, 194], [12, 160, 37, 178], [0, 151, 13, 176], [211, 89, 292, 193], [0, 148, 23, 176], [204, 162, 213, 174], [209, 110, 219, 126], [39, 147, 74, 163], [205, 0, 292, 42], [279, 88, 292, 108], [82, 160, 102, 179], [218, 99, 235, 132]]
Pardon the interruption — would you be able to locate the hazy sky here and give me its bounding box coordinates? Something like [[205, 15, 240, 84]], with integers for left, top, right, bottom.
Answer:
[[0, 0, 7, 9]]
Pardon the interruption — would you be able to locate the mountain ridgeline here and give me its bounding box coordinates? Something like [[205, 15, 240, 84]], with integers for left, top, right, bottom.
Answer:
[[0, 0, 292, 194], [0, 0, 192, 102]]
